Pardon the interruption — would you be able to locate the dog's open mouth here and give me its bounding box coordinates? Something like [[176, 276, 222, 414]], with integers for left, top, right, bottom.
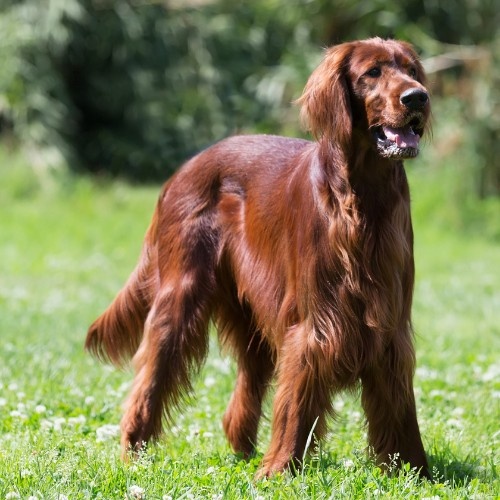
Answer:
[[373, 119, 423, 159]]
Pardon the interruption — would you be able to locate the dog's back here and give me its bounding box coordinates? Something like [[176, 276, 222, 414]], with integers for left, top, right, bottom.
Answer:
[[85, 134, 311, 365]]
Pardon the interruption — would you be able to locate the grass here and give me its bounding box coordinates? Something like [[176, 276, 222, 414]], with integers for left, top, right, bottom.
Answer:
[[0, 145, 498, 499]]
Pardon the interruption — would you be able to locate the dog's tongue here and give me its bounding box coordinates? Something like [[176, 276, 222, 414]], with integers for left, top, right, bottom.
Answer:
[[383, 125, 420, 148]]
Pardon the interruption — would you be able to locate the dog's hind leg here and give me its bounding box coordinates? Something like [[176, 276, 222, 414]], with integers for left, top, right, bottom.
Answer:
[[119, 229, 217, 458], [219, 310, 275, 457]]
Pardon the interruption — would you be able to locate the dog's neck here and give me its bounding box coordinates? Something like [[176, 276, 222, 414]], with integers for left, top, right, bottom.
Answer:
[[317, 137, 408, 217]]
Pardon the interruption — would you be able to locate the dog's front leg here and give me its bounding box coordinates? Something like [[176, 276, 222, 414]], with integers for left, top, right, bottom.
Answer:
[[361, 339, 430, 478], [257, 328, 333, 477]]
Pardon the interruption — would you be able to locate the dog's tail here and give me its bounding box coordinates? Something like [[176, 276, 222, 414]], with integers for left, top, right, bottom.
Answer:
[[85, 210, 159, 367]]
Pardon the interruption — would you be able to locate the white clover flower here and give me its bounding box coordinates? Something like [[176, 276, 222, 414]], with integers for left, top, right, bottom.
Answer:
[[20, 469, 32, 478], [96, 424, 120, 442], [186, 425, 200, 442], [58, 495, 69, 500], [482, 364, 500, 383], [35, 405, 47, 414], [53, 417, 66, 431], [162, 496, 173, 500], [9, 410, 27, 419], [212, 357, 231, 374], [8, 383, 19, 391], [40, 419, 54, 431], [447, 418, 464, 429], [84, 396, 95, 405], [71, 388, 84, 398], [6, 491, 20, 499], [117, 382, 131, 394], [342, 458, 355, 468], [128, 485, 145, 499], [429, 389, 444, 398], [0, 397, 7, 406], [204, 376, 216, 388], [415, 366, 438, 380], [334, 399, 345, 411], [451, 407, 465, 417], [68, 415, 86, 426], [349, 411, 361, 422]]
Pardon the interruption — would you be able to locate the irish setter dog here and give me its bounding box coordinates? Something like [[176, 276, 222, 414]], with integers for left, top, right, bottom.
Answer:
[[86, 37, 431, 478]]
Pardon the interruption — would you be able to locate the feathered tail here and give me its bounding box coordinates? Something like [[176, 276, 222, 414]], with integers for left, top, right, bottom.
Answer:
[[85, 212, 159, 367]]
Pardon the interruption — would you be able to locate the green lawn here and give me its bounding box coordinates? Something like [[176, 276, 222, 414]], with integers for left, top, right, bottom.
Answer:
[[0, 149, 498, 499]]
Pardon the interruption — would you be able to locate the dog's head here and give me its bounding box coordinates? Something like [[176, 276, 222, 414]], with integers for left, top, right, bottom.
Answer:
[[298, 38, 430, 160]]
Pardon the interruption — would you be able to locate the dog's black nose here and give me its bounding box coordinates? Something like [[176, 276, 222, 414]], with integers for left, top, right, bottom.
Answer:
[[400, 88, 429, 110]]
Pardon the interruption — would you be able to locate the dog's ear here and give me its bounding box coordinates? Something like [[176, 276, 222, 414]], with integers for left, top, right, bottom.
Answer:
[[297, 43, 354, 152]]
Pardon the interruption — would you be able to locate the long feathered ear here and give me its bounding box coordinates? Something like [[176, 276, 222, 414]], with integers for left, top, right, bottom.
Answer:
[[296, 43, 354, 152]]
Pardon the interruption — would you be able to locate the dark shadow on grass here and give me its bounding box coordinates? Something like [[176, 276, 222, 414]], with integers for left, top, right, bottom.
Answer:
[[427, 452, 496, 486], [227, 446, 497, 488]]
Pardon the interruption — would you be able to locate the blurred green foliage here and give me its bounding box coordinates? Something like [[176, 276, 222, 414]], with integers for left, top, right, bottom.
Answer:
[[0, 0, 498, 192], [0, 0, 317, 180]]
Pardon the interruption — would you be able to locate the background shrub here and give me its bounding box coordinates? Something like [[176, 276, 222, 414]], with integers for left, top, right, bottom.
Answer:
[[0, 0, 498, 192]]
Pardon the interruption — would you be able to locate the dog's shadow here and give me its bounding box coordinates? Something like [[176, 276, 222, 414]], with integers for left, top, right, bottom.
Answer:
[[282, 450, 492, 487], [427, 453, 491, 486]]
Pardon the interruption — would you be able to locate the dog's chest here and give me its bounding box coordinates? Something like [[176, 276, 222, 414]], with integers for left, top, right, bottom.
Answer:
[[346, 217, 411, 335]]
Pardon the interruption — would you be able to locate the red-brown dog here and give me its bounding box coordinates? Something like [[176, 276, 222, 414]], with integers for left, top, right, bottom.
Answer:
[[86, 37, 431, 478]]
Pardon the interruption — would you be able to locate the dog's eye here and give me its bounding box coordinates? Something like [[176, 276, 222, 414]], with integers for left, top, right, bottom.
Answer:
[[366, 67, 381, 78], [409, 67, 417, 78]]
